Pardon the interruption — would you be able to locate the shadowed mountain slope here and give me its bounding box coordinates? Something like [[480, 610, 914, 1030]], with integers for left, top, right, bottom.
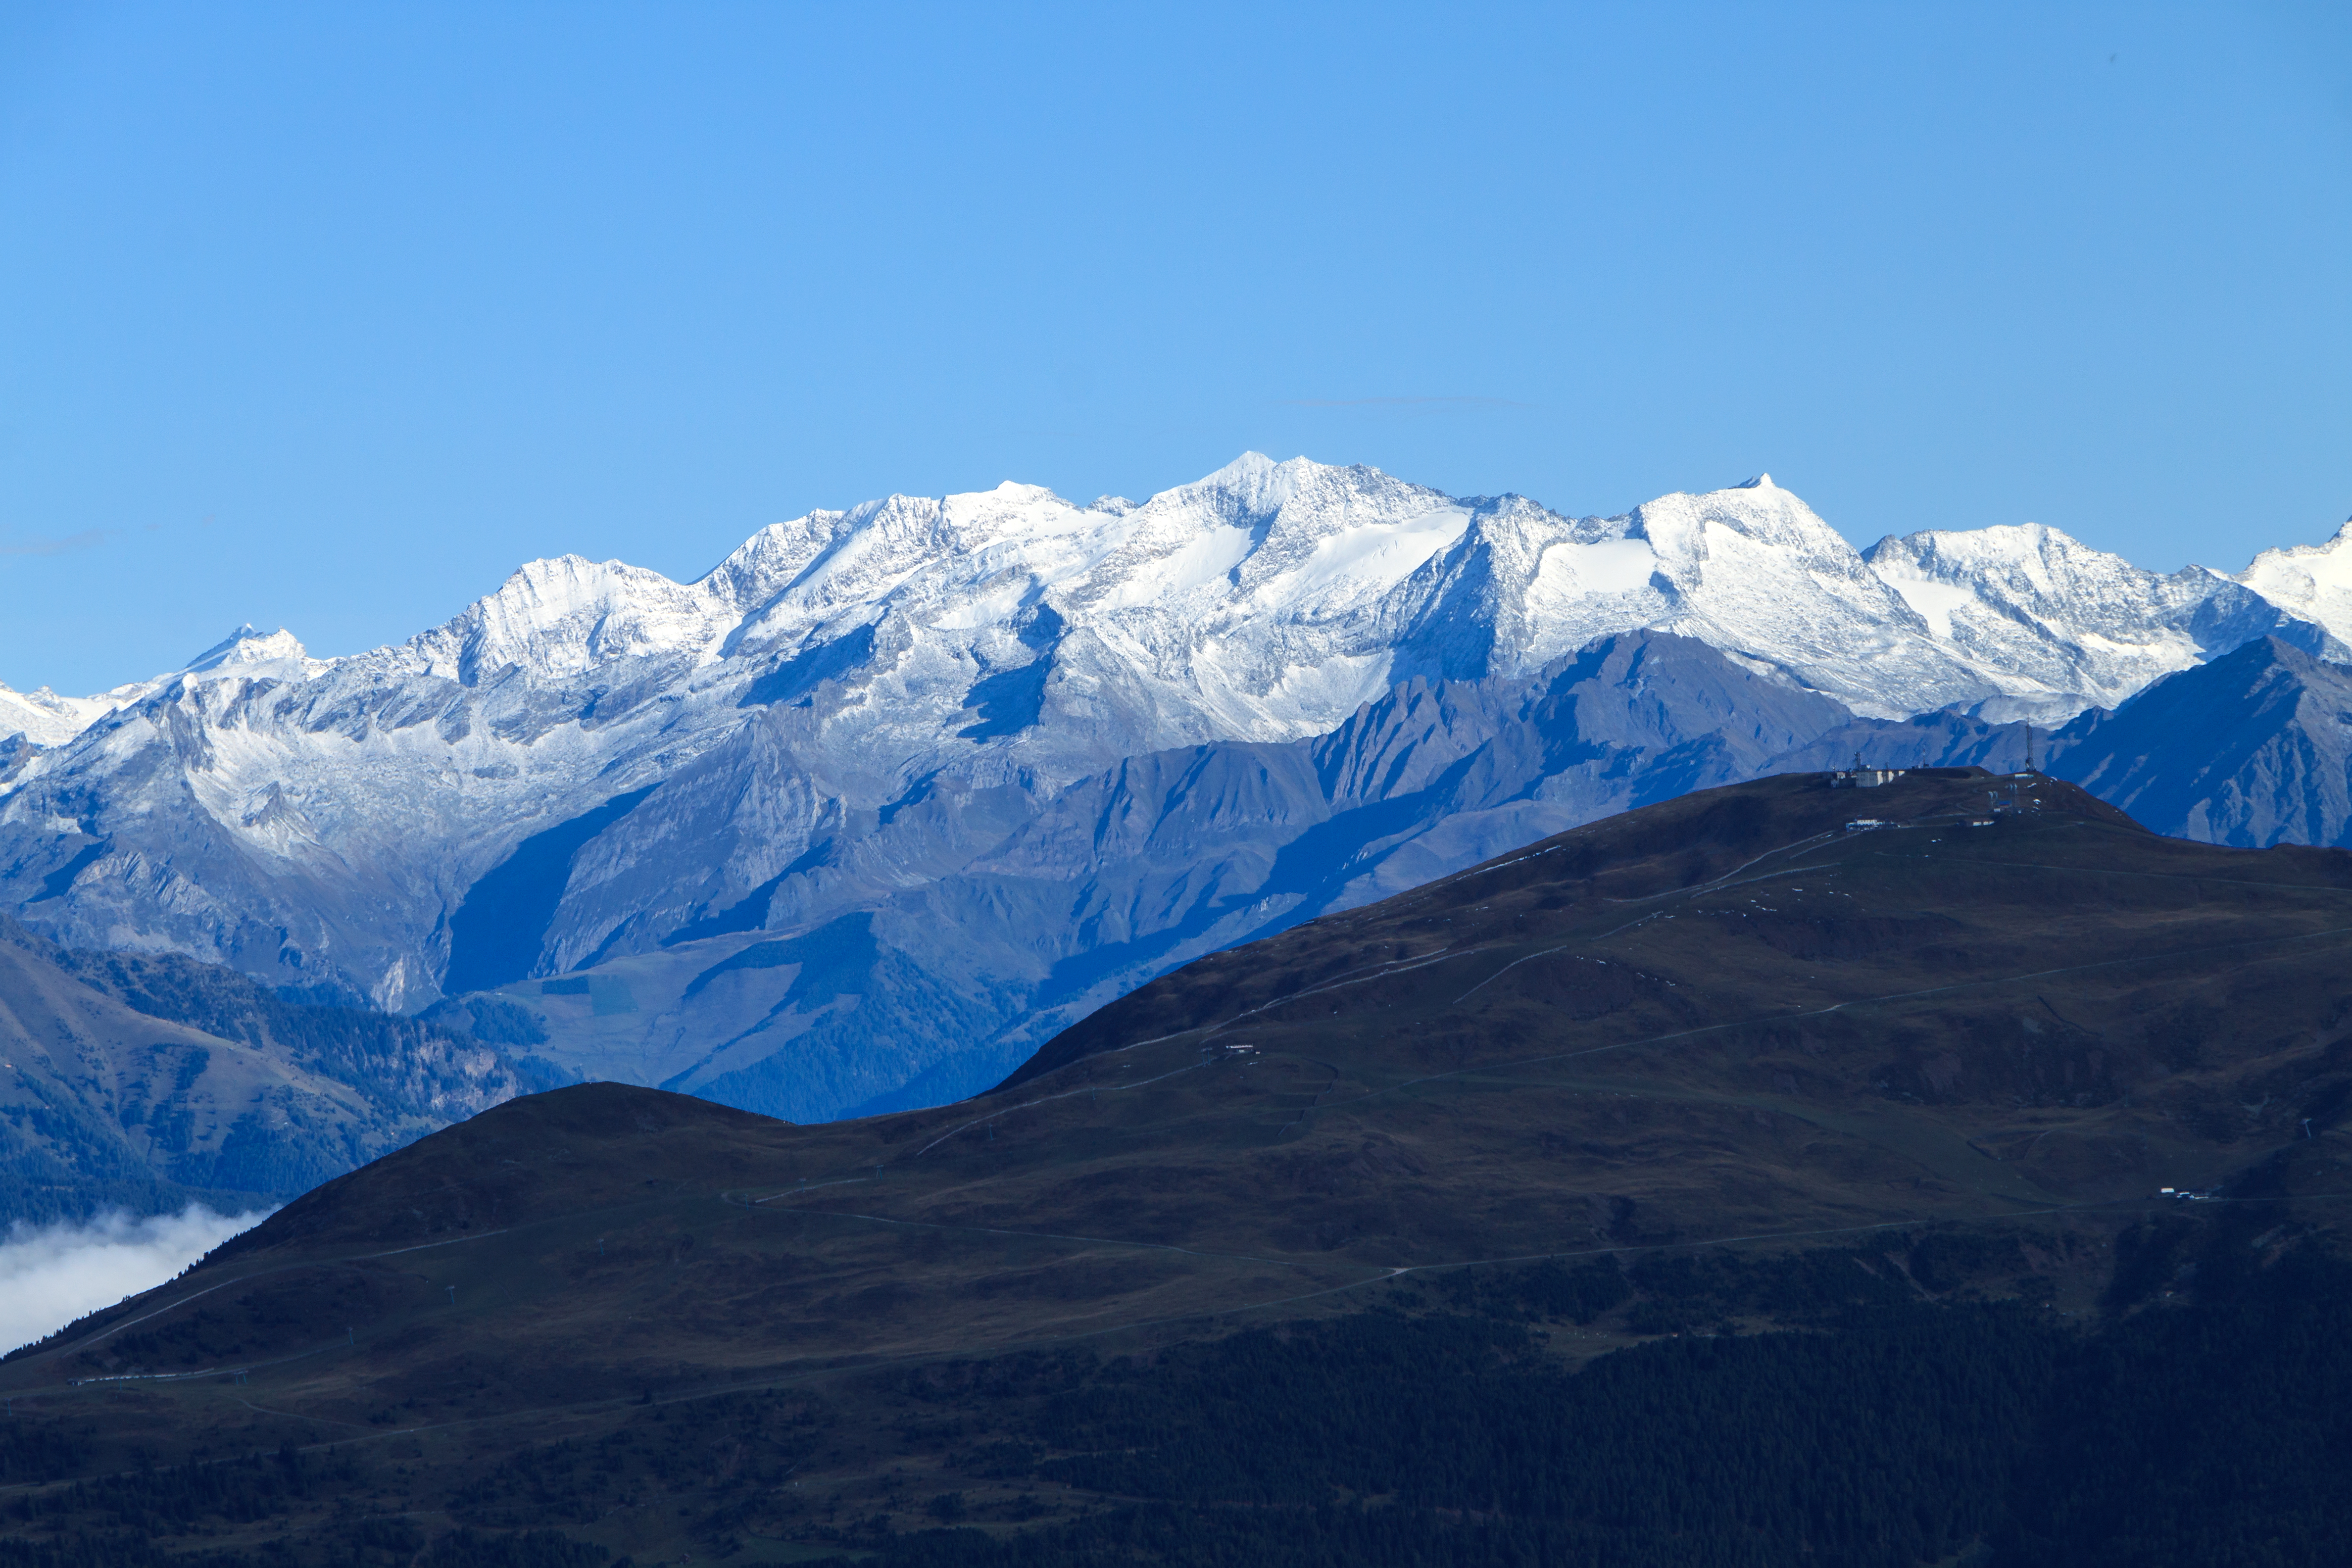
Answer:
[[471, 631, 1859, 1121], [438, 635, 2352, 1127], [2051, 636, 2352, 846]]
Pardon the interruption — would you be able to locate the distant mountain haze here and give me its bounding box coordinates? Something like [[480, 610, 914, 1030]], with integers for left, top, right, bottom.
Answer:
[[4, 456, 2351, 1126]]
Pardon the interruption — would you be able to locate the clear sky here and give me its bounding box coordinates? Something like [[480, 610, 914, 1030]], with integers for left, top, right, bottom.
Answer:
[[2, 2, 2347, 695]]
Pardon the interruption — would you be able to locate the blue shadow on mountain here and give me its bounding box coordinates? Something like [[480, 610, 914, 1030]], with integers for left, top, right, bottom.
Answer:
[[443, 786, 660, 994]]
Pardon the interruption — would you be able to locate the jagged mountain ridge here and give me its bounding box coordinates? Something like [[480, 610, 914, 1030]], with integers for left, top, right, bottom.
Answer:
[[1861, 522, 2336, 720], [0, 456, 2347, 1121]]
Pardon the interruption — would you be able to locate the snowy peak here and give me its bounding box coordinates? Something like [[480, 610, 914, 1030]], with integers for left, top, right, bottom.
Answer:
[[0, 628, 316, 747], [185, 625, 311, 673], [1868, 521, 2134, 591], [0, 683, 109, 749], [412, 554, 739, 685], [2235, 520, 2352, 648], [1522, 480, 1979, 719], [699, 508, 860, 612], [1626, 479, 1873, 579], [1863, 523, 2150, 639], [1172, 449, 1292, 519]]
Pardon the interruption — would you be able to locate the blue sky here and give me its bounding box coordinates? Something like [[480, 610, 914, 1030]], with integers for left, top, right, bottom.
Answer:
[[2, 2, 2347, 694]]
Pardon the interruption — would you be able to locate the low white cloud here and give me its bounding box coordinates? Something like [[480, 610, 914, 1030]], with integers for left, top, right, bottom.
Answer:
[[0, 1206, 272, 1356]]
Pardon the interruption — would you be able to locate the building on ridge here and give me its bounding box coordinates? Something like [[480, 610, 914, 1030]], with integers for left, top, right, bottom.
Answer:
[[1830, 752, 1905, 788]]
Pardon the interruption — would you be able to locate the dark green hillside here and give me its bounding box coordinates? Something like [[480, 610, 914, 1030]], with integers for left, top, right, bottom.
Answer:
[[5, 769, 2352, 1562], [3, 1226, 2343, 1566]]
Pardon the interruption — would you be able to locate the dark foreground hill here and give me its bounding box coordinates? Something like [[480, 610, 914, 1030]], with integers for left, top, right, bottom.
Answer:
[[5, 767, 2352, 1566]]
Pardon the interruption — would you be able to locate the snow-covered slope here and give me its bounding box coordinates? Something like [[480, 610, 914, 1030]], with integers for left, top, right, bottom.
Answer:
[[0, 624, 315, 748], [1504, 474, 2005, 718], [1862, 523, 2332, 720], [0, 679, 150, 748], [0, 455, 2337, 1043], [2235, 520, 2352, 648]]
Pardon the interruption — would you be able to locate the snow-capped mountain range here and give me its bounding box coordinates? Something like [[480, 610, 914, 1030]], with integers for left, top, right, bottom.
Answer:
[[2, 454, 2348, 1116]]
